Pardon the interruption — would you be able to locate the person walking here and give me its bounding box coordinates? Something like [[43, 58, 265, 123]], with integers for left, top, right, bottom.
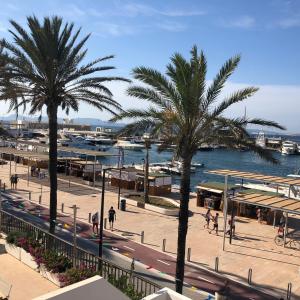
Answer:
[[108, 206, 116, 231], [210, 213, 219, 235], [92, 211, 99, 235], [278, 215, 285, 236], [226, 216, 236, 236], [256, 208, 262, 223], [10, 174, 15, 189], [14, 174, 19, 189], [204, 208, 211, 228]]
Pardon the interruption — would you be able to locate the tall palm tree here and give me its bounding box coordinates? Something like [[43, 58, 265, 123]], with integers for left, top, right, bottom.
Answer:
[[112, 45, 285, 293], [0, 16, 128, 233]]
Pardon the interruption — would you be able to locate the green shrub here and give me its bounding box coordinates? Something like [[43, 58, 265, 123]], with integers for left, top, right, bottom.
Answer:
[[42, 250, 72, 273], [6, 231, 26, 245], [108, 275, 143, 300], [59, 265, 99, 285]]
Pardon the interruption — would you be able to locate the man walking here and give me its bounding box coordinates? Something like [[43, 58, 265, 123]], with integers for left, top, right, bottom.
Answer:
[[108, 206, 116, 231], [209, 213, 219, 235], [92, 211, 99, 235]]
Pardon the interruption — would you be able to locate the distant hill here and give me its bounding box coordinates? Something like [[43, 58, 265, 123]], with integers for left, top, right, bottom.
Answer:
[[0, 114, 125, 128]]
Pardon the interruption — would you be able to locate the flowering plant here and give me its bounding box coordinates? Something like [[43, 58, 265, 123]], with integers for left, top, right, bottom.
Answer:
[[41, 250, 72, 273], [59, 265, 98, 285]]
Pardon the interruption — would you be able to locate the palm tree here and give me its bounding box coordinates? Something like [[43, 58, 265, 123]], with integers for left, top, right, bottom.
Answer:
[[0, 16, 128, 233], [112, 45, 285, 293]]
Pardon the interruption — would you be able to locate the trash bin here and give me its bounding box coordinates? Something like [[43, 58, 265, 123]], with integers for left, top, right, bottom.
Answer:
[[120, 198, 126, 211]]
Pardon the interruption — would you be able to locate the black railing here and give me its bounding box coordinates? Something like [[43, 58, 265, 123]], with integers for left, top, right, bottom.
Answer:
[[0, 210, 161, 297]]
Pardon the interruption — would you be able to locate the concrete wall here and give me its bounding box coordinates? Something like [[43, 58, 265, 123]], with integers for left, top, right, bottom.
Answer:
[[33, 276, 130, 300]]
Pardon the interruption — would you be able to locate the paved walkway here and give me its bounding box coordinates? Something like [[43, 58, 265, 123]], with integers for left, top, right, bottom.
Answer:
[[0, 238, 57, 300], [0, 162, 299, 298], [2, 192, 275, 300]]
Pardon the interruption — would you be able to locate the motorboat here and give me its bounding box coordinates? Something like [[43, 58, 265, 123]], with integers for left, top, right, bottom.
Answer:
[[64, 133, 109, 151], [198, 144, 214, 151], [114, 140, 144, 151], [255, 131, 266, 148], [281, 141, 298, 155], [85, 136, 116, 145]]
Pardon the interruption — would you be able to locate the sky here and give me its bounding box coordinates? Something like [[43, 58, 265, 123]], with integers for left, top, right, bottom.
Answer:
[[0, 0, 299, 132]]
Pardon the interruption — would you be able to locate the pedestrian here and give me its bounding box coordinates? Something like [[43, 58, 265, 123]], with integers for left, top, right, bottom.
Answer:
[[92, 211, 99, 235], [278, 215, 285, 236], [30, 165, 36, 177], [210, 213, 219, 235], [256, 208, 262, 223], [204, 208, 211, 228], [10, 174, 15, 189], [226, 216, 236, 236], [108, 206, 116, 231], [14, 174, 19, 189]]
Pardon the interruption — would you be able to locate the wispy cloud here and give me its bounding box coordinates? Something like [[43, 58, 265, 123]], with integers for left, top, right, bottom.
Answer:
[[221, 16, 256, 29], [93, 22, 138, 37], [87, 3, 205, 18], [161, 10, 205, 17], [156, 21, 187, 32], [123, 3, 205, 17], [278, 16, 300, 28], [55, 4, 86, 18]]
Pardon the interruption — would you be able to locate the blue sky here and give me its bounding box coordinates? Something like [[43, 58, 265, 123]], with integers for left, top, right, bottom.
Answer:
[[0, 0, 300, 132]]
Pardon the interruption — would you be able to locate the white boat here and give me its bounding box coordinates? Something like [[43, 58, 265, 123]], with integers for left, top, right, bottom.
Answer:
[[281, 141, 298, 155], [64, 134, 109, 151], [255, 131, 266, 148], [85, 136, 116, 145], [114, 140, 144, 151]]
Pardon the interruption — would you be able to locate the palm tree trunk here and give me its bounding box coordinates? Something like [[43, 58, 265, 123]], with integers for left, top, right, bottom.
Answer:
[[48, 104, 58, 234], [175, 155, 192, 293]]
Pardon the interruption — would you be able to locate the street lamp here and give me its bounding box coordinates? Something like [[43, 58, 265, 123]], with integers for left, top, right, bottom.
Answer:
[[98, 166, 120, 258], [143, 133, 151, 204]]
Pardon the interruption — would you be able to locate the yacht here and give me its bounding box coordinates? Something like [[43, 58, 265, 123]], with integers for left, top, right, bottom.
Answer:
[[281, 141, 298, 155], [255, 131, 266, 148], [65, 134, 109, 151], [114, 140, 144, 151], [85, 136, 116, 145]]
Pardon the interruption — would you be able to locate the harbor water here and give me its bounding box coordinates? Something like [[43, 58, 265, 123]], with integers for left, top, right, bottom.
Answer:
[[98, 145, 300, 189]]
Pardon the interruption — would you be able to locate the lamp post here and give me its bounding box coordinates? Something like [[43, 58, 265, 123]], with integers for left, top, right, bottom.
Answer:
[[99, 168, 107, 258], [143, 134, 151, 204]]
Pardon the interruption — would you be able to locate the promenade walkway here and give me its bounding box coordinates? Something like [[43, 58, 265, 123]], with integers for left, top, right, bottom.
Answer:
[[0, 162, 299, 298], [0, 238, 57, 300]]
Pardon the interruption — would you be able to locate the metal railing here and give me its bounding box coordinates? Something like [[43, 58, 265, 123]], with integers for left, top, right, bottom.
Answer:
[[0, 210, 161, 297]]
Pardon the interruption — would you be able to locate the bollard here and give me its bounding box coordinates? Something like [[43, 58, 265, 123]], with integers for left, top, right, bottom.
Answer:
[[3, 183, 5, 192], [215, 257, 219, 272], [29, 192, 31, 201], [287, 282, 292, 300], [61, 203, 64, 213], [69, 179, 71, 188], [187, 248, 191, 262], [104, 218, 107, 229], [141, 231, 144, 244], [38, 195, 41, 204], [162, 239, 166, 252], [248, 268, 252, 285], [88, 213, 91, 223]]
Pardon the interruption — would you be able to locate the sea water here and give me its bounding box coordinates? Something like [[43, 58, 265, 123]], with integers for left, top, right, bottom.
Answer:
[[99, 145, 300, 189]]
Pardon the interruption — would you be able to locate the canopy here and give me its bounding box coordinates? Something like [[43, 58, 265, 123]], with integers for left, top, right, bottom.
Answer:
[[207, 169, 300, 187]]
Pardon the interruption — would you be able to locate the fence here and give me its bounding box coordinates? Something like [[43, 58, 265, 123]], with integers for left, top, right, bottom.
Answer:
[[0, 210, 161, 297]]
